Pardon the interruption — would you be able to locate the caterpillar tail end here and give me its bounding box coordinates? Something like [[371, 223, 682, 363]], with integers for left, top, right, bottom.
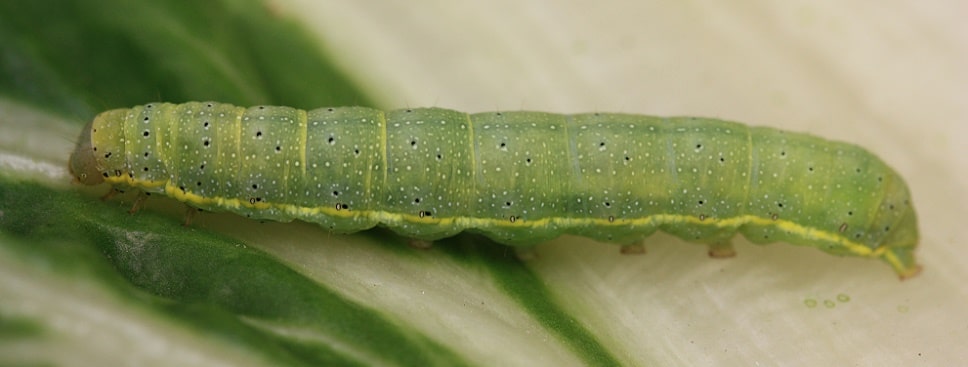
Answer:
[[880, 204, 921, 280], [898, 264, 923, 280], [883, 248, 922, 280]]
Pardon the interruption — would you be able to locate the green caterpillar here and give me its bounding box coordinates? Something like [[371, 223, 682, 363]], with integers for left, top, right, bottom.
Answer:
[[69, 102, 921, 278]]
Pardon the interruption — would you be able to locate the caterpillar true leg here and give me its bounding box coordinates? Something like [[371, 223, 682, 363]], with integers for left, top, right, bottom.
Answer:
[[100, 188, 121, 202], [182, 206, 200, 226], [127, 191, 149, 214]]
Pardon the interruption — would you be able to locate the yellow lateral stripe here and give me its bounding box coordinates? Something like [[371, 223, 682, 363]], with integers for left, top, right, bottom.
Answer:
[[104, 175, 884, 260], [108, 176, 167, 189]]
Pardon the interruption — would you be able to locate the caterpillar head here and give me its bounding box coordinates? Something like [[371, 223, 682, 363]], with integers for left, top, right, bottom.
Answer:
[[69, 120, 104, 185]]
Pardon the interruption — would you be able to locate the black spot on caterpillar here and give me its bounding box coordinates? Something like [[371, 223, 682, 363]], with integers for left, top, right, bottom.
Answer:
[[68, 102, 921, 278]]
